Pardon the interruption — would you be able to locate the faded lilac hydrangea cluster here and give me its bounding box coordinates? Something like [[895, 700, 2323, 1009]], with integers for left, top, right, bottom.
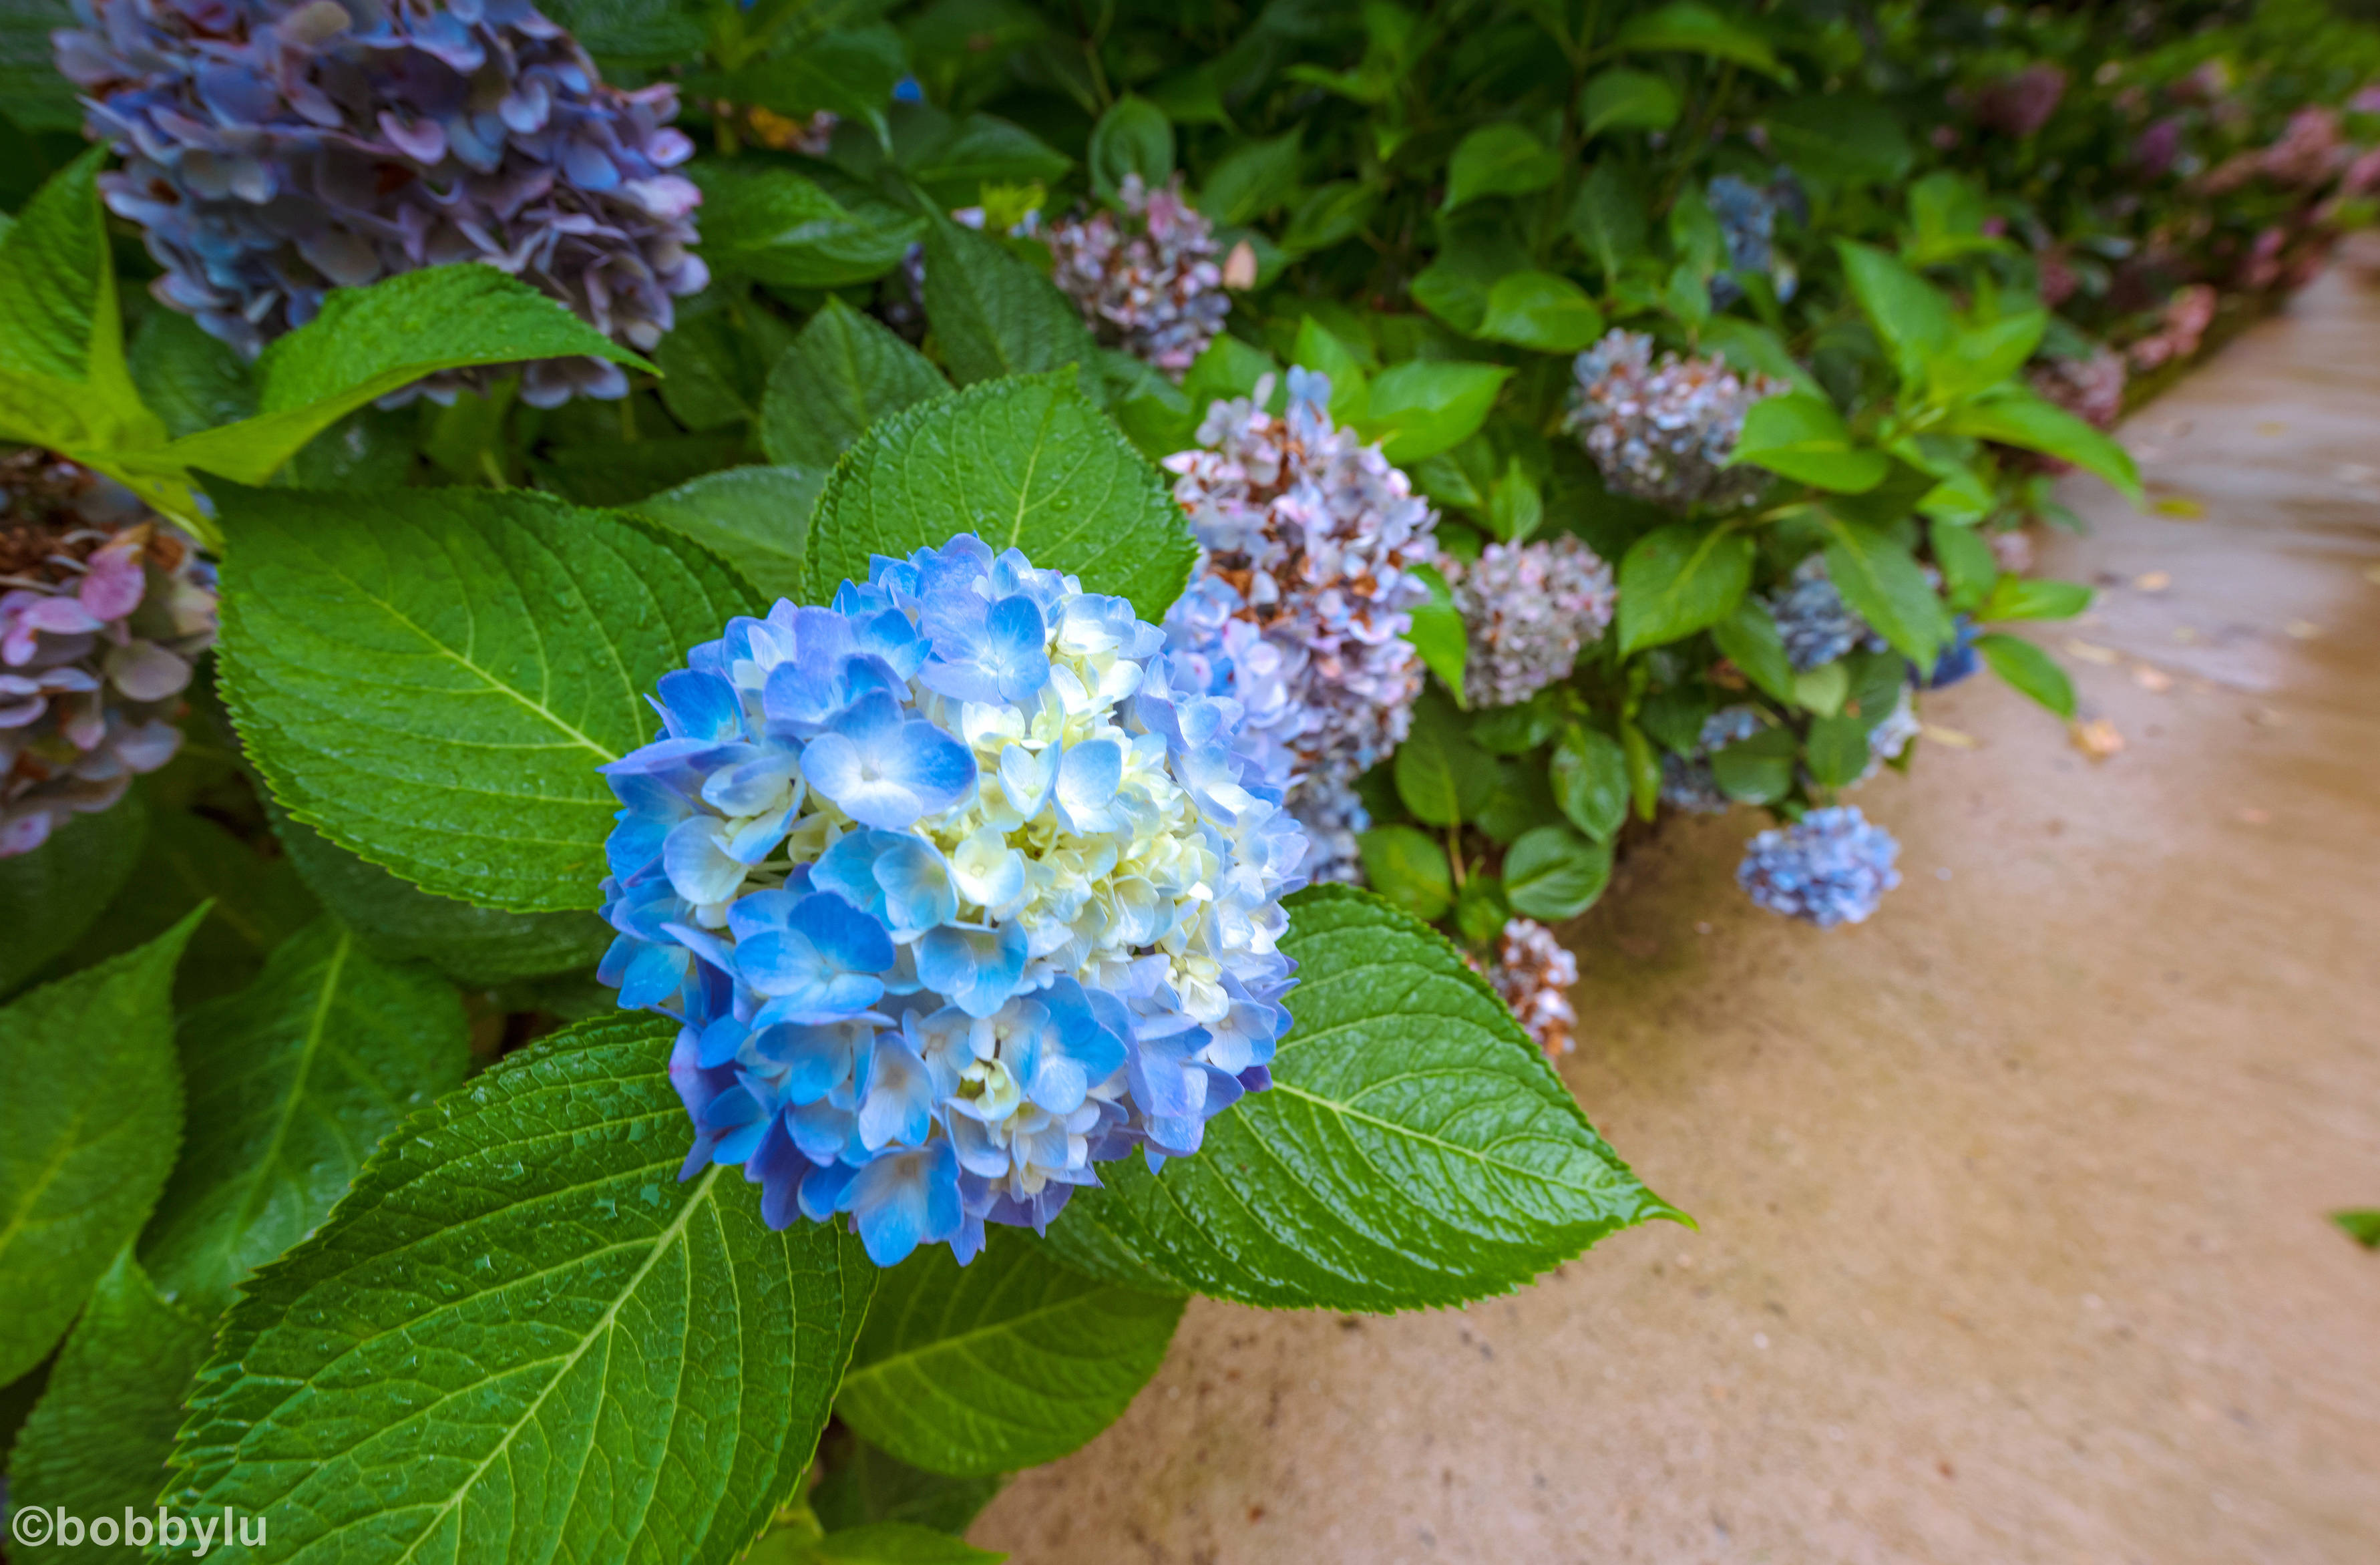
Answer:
[[1161, 369, 1440, 882], [1, 453, 216, 857], [57, 0, 706, 407], [1046, 173, 1230, 376], [1566, 330, 1786, 512], [1487, 917, 1578, 1058], [1445, 534, 1616, 709]]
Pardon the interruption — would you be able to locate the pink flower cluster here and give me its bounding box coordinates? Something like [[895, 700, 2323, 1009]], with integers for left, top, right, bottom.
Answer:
[[2, 454, 216, 856], [1445, 534, 1617, 709], [1047, 174, 1231, 376]]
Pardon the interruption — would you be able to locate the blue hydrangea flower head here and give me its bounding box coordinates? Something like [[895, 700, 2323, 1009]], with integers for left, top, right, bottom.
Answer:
[[597, 536, 1310, 1266], [57, 0, 707, 407], [1737, 806, 1901, 928], [1766, 555, 1886, 673]]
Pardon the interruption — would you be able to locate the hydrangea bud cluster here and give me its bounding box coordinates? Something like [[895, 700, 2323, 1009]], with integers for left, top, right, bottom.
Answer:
[[595, 536, 1307, 1266], [1159, 369, 1440, 883], [1444, 534, 1615, 709], [1045, 174, 1230, 376], [1566, 330, 1786, 512], [1737, 806, 1901, 928], [1486, 917, 1579, 1057], [1, 452, 216, 857], [1766, 555, 1883, 673], [1706, 174, 1799, 307], [1658, 704, 1763, 817], [57, 0, 706, 408]]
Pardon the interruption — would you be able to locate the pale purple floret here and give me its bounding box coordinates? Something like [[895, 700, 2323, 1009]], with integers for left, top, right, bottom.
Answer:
[[598, 536, 1308, 1266], [1, 453, 216, 857], [1737, 806, 1901, 927], [56, 0, 707, 407], [1161, 368, 1439, 882]]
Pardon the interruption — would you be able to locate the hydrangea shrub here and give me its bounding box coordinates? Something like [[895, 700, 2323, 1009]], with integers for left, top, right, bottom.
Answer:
[[0, 0, 2369, 1555]]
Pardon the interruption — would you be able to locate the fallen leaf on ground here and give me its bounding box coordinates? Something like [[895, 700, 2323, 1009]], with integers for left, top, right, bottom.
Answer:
[[2134, 570, 2172, 591], [2132, 665, 2174, 692], [2247, 706, 2289, 727], [1921, 725, 1979, 749], [2064, 639, 2122, 665], [2254, 421, 2287, 436], [2070, 719, 2125, 759], [2154, 496, 2207, 518], [2172, 626, 2201, 643], [2285, 619, 2322, 639]]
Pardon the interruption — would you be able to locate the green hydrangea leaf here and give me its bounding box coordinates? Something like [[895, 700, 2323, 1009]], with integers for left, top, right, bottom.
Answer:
[[0, 910, 202, 1385], [1052, 886, 1679, 1311], [805, 371, 1195, 621], [215, 483, 756, 912], [140, 919, 471, 1315], [761, 297, 952, 472], [810, 1437, 1008, 1537], [1616, 522, 1754, 653], [165, 1015, 875, 1564], [271, 810, 612, 989], [835, 1231, 1184, 1477], [151, 266, 654, 488], [0, 792, 147, 997], [633, 465, 825, 606], [3, 1250, 213, 1562], [918, 217, 1099, 390]]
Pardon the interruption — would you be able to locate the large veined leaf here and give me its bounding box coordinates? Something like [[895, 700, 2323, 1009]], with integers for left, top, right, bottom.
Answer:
[[805, 372, 1195, 620], [166, 1016, 876, 1565], [1616, 523, 1754, 653], [140, 919, 471, 1314], [0, 792, 147, 997], [918, 218, 1099, 389], [633, 465, 824, 606], [216, 484, 755, 912], [0, 911, 201, 1385], [0, 150, 168, 475], [835, 1232, 1184, 1477], [148, 266, 652, 490], [271, 811, 612, 989], [5, 1250, 214, 1564], [761, 297, 952, 472], [811, 1437, 1007, 1537], [1046, 886, 1677, 1311]]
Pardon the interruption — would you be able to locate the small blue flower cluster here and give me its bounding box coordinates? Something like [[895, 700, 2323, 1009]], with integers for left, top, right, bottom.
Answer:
[[1737, 806, 1901, 928], [1921, 616, 1981, 689], [1706, 174, 1802, 308], [1766, 556, 1887, 673], [1658, 705, 1764, 816], [59, 0, 706, 406], [597, 536, 1308, 1266]]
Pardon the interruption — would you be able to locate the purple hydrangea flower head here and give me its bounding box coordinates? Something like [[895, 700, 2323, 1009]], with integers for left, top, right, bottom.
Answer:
[[57, 0, 707, 407], [1766, 554, 1885, 673], [1566, 330, 1787, 512], [1160, 369, 1440, 882], [1046, 173, 1231, 377], [1, 452, 216, 857], [1446, 534, 1615, 708], [1658, 703, 1763, 817], [596, 535, 1308, 1266], [1737, 806, 1901, 928]]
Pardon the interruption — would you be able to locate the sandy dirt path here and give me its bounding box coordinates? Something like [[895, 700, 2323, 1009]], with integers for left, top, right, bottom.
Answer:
[[970, 265, 2380, 1565]]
